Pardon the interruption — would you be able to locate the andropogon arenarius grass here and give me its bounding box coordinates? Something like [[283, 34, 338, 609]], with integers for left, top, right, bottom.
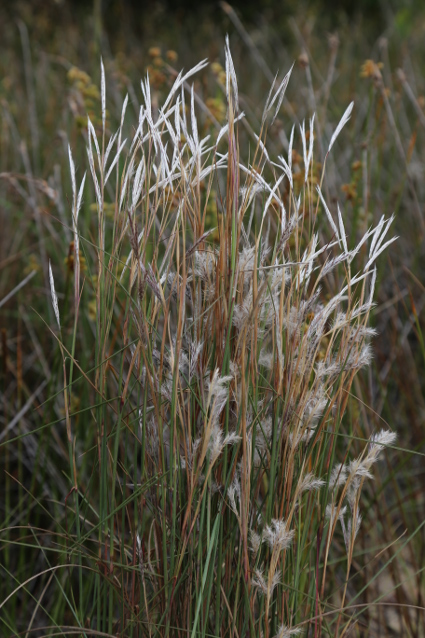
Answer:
[[44, 38, 398, 637]]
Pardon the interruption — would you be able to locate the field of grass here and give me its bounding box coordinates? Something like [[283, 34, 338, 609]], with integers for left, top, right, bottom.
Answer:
[[1, 2, 425, 636]]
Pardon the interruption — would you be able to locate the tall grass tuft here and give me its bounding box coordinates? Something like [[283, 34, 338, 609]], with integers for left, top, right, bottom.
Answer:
[[2, 41, 399, 637]]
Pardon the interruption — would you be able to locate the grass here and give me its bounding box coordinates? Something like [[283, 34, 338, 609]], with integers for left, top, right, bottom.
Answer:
[[1, 2, 425, 636]]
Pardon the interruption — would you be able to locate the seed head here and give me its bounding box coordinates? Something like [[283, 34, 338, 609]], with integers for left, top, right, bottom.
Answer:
[[263, 519, 294, 552], [274, 625, 302, 638]]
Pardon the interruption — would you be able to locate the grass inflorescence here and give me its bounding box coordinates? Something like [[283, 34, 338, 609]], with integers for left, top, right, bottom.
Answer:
[[3, 41, 400, 636]]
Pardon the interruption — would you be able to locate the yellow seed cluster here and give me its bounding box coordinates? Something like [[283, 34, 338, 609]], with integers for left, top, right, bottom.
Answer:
[[360, 59, 383, 80], [205, 96, 226, 125], [67, 65, 108, 131], [64, 240, 86, 273], [89, 201, 116, 219]]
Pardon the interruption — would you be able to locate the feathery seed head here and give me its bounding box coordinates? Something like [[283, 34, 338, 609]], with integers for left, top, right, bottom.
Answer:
[[263, 519, 294, 552], [274, 625, 302, 638]]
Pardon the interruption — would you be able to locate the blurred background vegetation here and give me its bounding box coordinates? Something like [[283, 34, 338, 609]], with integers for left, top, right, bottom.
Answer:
[[1, 0, 425, 634]]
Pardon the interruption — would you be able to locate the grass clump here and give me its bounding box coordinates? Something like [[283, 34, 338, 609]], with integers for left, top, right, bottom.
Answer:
[[1, 38, 401, 637]]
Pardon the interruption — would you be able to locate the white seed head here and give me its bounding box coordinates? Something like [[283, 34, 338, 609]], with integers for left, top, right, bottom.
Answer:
[[329, 463, 347, 490], [263, 519, 295, 552], [328, 101, 354, 154], [274, 624, 302, 638], [48, 261, 60, 329], [249, 530, 262, 555], [367, 429, 397, 463], [252, 568, 268, 595], [298, 472, 325, 494], [227, 477, 241, 519]]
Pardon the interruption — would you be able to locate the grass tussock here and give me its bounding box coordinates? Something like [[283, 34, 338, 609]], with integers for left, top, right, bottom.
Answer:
[[7, 42, 399, 636]]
